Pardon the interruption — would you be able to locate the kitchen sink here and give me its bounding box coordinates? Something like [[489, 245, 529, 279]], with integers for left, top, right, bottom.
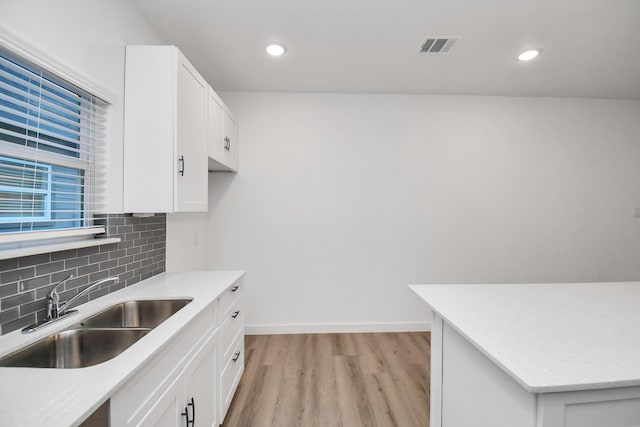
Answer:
[[0, 328, 151, 368], [76, 299, 192, 329], [0, 298, 193, 368]]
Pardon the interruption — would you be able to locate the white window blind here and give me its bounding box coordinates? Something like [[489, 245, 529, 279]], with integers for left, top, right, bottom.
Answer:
[[0, 49, 107, 235]]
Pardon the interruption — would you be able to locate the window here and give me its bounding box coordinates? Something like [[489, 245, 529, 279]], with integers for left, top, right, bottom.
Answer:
[[0, 156, 52, 223], [0, 49, 107, 236]]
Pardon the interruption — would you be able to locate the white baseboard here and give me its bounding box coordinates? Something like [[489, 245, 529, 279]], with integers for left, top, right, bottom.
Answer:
[[245, 322, 431, 335]]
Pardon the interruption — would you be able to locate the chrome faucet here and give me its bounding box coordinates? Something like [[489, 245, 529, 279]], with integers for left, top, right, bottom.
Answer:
[[47, 276, 120, 319], [23, 276, 120, 333]]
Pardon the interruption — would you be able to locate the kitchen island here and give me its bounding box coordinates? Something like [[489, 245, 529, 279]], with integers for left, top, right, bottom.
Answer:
[[410, 282, 640, 427]]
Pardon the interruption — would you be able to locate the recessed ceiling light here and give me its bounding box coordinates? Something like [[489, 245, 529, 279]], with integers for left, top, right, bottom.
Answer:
[[518, 50, 540, 61], [266, 44, 286, 57]]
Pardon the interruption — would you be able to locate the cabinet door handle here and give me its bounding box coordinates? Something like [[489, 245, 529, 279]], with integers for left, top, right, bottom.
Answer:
[[231, 285, 239, 292], [224, 136, 230, 151], [232, 310, 240, 319], [178, 155, 185, 176], [188, 397, 195, 426], [181, 405, 191, 426], [232, 351, 241, 362]]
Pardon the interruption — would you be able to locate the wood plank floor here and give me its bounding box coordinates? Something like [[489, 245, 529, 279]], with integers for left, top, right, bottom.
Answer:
[[222, 332, 430, 427]]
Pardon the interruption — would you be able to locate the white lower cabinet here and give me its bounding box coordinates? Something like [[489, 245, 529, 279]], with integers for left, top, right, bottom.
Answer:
[[183, 330, 218, 426], [137, 329, 218, 427], [217, 280, 244, 422], [111, 280, 244, 426], [138, 373, 183, 427], [220, 333, 244, 419], [431, 314, 640, 427]]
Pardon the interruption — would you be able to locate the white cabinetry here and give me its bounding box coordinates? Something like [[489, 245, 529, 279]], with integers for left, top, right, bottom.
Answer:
[[208, 88, 239, 172], [431, 314, 640, 427], [137, 373, 182, 427], [124, 45, 208, 213], [183, 330, 218, 426], [111, 278, 244, 426], [111, 303, 218, 426], [218, 280, 244, 420], [220, 334, 244, 419], [137, 330, 218, 427]]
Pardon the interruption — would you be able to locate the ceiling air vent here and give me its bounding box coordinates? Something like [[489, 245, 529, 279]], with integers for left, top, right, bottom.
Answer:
[[419, 36, 461, 54]]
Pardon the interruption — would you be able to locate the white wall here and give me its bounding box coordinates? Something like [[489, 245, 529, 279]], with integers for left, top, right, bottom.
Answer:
[[9, 1, 637, 333], [208, 92, 640, 333], [0, 0, 164, 213], [166, 212, 209, 271]]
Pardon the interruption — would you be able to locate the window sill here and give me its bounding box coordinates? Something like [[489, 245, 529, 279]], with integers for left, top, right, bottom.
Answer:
[[0, 237, 121, 260]]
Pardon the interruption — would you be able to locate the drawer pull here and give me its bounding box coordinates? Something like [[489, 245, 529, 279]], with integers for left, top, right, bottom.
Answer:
[[231, 285, 239, 292], [232, 351, 241, 362], [181, 405, 191, 426], [232, 310, 240, 319], [181, 398, 195, 426], [188, 397, 195, 426]]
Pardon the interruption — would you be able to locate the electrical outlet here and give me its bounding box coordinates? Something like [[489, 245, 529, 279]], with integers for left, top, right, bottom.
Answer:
[[634, 208, 640, 219]]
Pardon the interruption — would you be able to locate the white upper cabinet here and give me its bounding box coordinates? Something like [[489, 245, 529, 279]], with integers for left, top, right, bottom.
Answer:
[[207, 89, 225, 170], [208, 87, 239, 172], [124, 46, 208, 213], [223, 108, 239, 171]]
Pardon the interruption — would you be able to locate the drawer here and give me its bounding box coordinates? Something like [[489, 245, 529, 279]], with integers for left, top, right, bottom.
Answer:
[[220, 300, 244, 362], [219, 278, 242, 322], [220, 333, 244, 421]]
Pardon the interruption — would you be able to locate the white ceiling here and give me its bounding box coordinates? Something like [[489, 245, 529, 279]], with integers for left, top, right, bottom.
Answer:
[[133, 0, 640, 99]]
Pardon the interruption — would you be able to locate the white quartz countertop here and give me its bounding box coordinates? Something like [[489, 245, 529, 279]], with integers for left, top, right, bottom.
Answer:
[[0, 270, 245, 427], [410, 282, 640, 393]]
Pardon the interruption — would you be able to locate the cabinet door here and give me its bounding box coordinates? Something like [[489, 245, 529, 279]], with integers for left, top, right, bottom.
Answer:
[[222, 109, 239, 172], [137, 372, 184, 427], [184, 331, 218, 427], [123, 46, 176, 213], [175, 52, 208, 212], [207, 89, 225, 170]]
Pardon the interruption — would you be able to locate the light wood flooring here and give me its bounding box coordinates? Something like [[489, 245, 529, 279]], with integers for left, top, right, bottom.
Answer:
[[222, 332, 430, 427]]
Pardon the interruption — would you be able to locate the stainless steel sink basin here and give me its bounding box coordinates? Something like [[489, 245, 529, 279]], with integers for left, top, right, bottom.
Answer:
[[77, 299, 192, 329], [0, 328, 150, 368], [0, 299, 192, 369]]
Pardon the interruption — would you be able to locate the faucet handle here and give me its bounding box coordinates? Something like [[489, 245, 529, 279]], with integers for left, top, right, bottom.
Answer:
[[46, 273, 73, 320], [47, 274, 73, 296], [50, 287, 60, 318]]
